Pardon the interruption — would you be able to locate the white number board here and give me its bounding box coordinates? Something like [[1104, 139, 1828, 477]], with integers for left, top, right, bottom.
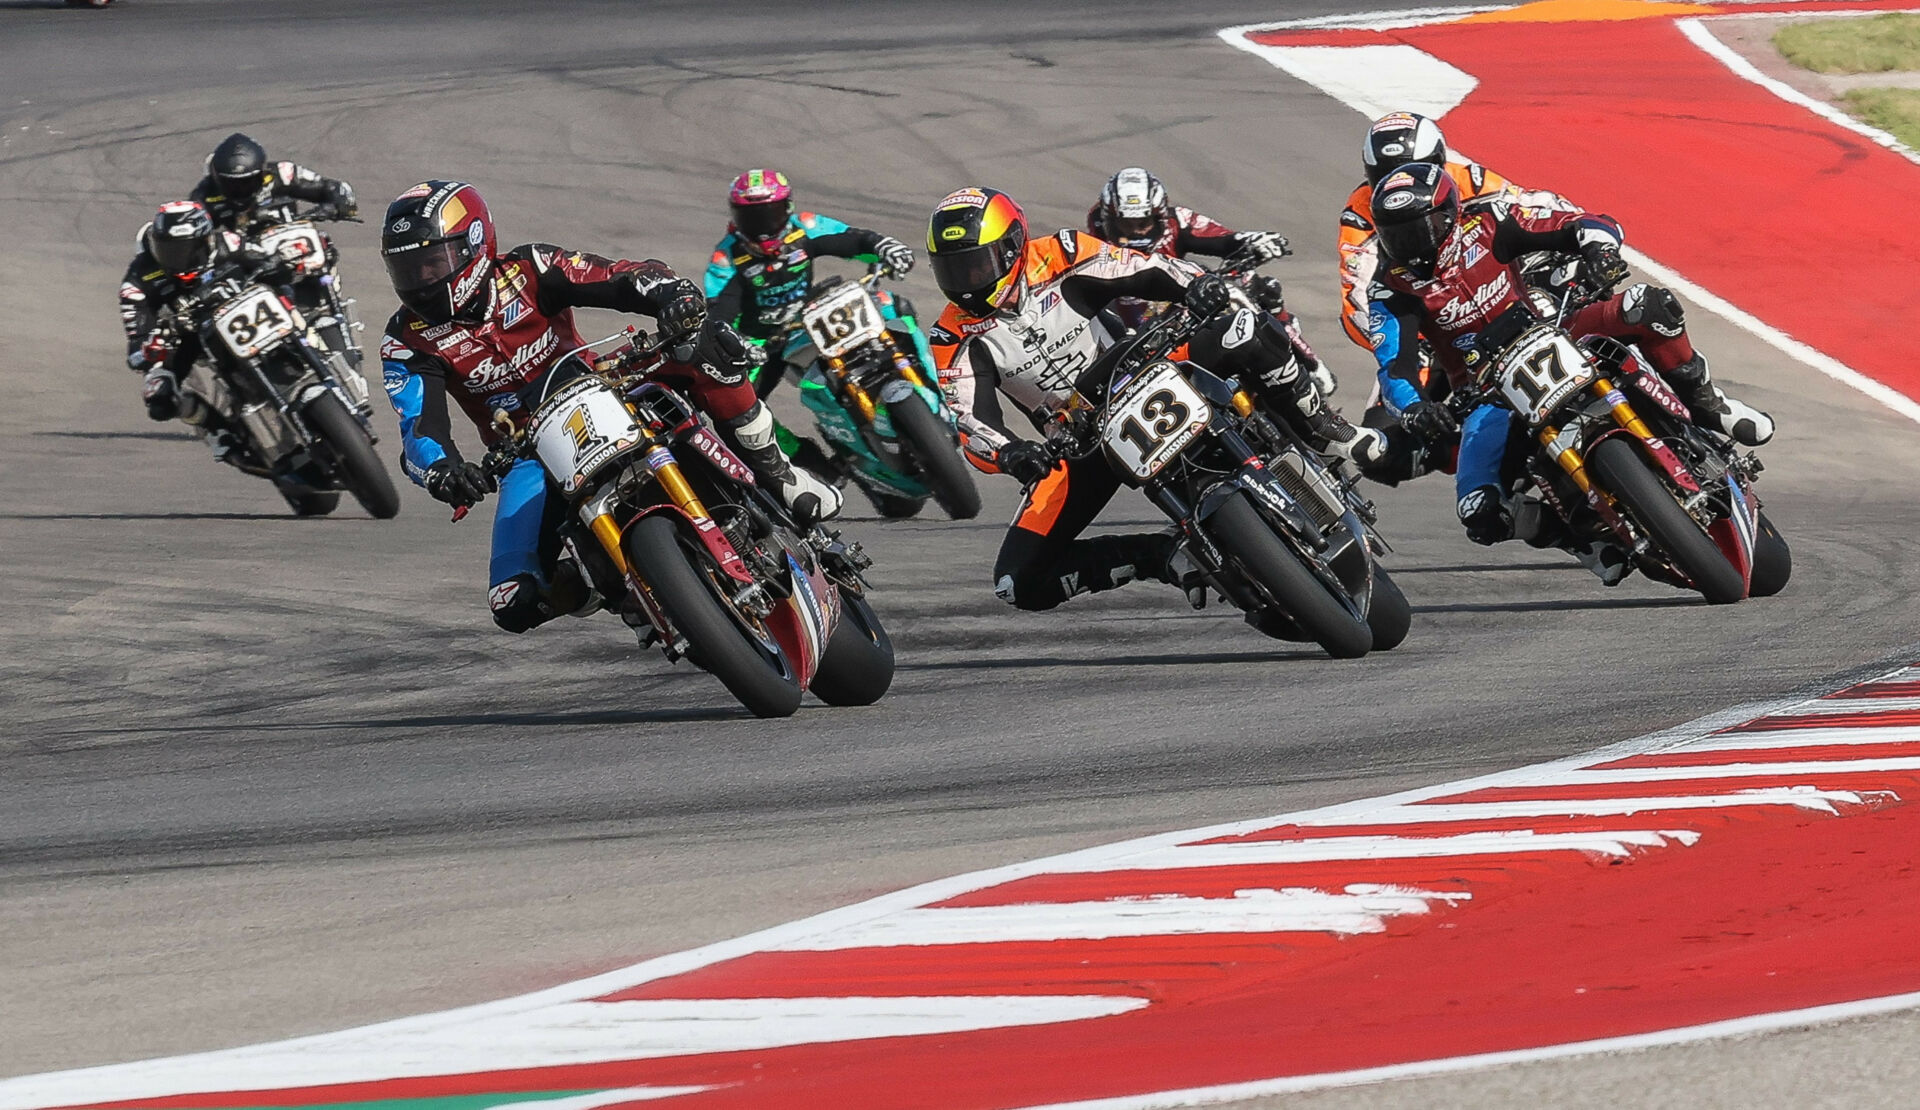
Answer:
[[1101, 361, 1210, 480], [1493, 326, 1597, 425], [211, 287, 297, 359], [256, 221, 328, 279], [801, 282, 884, 359], [531, 377, 644, 495]]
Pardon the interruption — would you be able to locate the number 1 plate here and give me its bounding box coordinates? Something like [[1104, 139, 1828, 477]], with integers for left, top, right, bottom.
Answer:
[[1101, 362, 1210, 480]]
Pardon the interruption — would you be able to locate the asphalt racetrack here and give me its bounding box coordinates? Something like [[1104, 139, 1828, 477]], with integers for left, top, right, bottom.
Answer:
[[3, 1, 1919, 1104]]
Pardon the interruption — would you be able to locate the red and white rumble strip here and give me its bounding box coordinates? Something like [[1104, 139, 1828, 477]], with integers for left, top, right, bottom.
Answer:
[[7, 659, 1920, 1109]]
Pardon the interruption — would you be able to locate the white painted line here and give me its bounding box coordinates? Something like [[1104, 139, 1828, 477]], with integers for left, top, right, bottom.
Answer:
[[1048, 829, 1699, 871], [1682, 13, 1920, 166], [1758, 696, 1920, 714], [1669, 724, 1920, 751], [491, 1088, 715, 1110], [772, 886, 1469, 950], [0, 996, 1147, 1109], [1019, 988, 1920, 1110], [1218, 8, 1920, 428], [1546, 755, 1920, 784], [1297, 787, 1868, 822]]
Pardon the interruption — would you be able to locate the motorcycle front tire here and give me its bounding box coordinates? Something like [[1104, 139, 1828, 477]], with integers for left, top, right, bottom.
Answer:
[[1585, 436, 1744, 604], [888, 392, 982, 520], [1209, 491, 1372, 659], [810, 589, 895, 706], [623, 514, 803, 719], [304, 391, 400, 519]]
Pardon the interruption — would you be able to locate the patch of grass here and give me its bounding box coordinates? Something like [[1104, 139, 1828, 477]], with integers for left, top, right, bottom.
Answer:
[[1776, 12, 1920, 74], [1844, 86, 1920, 148]]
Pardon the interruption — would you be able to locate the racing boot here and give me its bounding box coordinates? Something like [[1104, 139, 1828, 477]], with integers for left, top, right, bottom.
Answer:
[[1287, 371, 1385, 467], [1667, 353, 1773, 446], [724, 401, 842, 526], [1569, 540, 1631, 586]]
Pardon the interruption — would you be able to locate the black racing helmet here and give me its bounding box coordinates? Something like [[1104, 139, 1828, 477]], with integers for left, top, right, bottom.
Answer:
[[1362, 112, 1447, 187], [927, 186, 1029, 317], [208, 132, 270, 205], [1371, 162, 1460, 273], [143, 199, 217, 278]]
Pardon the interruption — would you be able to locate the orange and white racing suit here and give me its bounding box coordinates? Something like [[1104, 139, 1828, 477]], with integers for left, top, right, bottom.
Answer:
[[928, 229, 1203, 611]]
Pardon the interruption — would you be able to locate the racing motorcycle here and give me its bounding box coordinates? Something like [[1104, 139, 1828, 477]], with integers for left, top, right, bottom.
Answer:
[[244, 203, 367, 373], [1449, 270, 1789, 603], [157, 238, 398, 519], [784, 267, 980, 520], [472, 328, 895, 718], [1046, 306, 1409, 659]]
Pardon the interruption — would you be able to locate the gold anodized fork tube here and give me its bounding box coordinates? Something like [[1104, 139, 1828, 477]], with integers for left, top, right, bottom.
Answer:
[[1596, 377, 1655, 439], [652, 457, 710, 520], [588, 512, 634, 577], [844, 380, 877, 423], [1540, 425, 1593, 493]]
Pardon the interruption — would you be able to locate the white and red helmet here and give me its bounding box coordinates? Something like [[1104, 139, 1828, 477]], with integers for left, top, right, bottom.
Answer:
[[142, 200, 217, 279], [1095, 167, 1171, 251], [1363, 112, 1448, 186], [381, 180, 497, 324]]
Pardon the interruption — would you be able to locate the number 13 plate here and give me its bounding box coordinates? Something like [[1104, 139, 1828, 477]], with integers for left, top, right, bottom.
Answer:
[[1102, 362, 1210, 480]]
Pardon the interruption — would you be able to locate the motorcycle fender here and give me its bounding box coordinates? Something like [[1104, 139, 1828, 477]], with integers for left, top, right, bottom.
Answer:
[[1585, 426, 1702, 494], [681, 425, 755, 486], [1195, 465, 1324, 551], [772, 550, 841, 688], [1709, 474, 1757, 588], [624, 503, 758, 587]]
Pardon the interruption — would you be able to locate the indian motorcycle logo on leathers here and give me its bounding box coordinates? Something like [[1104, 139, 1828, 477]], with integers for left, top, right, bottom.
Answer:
[[1435, 270, 1513, 331], [462, 329, 559, 392]]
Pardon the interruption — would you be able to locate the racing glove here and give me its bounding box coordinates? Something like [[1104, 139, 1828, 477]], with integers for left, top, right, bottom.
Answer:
[[996, 439, 1056, 487], [875, 237, 915, 276], [142, 367, 180, 421], [1581, 242, 1631, 289], [656, 283, 707, 336], [1183, 274, 1233, 320], [1233, 230, 1290, 262], [424, 458, 495, 509], [1246, 274, 1287, 313], [1401, 399, 1458, 442], [131, 334, 173, 373], [328, 180, 359, 220]]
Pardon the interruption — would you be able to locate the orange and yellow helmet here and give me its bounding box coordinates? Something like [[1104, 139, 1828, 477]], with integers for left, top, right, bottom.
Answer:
[[927, 187, 1028, 317]]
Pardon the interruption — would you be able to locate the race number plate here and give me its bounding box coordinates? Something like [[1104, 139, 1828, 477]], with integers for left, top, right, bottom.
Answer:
[[211, 286, 297, 359], [1493, 325, 1597, 425], [801, 282, 884, 359], [256, 221, 328, 279], [530, 377, 645, 495], [1102, 361, 1210, 480]]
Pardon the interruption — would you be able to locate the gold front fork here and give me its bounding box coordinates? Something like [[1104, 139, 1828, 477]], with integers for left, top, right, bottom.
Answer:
[[1541, 378, 1653, 494]]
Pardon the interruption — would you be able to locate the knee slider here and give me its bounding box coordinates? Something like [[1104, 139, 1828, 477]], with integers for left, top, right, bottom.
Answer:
[[489, 573, 547, 634], [993, 570, 1062, 612], [1622, 284, 1685, 337]]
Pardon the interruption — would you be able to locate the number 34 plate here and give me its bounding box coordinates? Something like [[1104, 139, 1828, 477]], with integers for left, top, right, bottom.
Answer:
[[1102, 362, 1210, 480]]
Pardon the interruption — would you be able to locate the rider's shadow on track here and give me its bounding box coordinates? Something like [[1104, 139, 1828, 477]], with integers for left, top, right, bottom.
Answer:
[[35, 430, 197, 442], [0, 511, 290, 521], [900, 648, 1327, 672]]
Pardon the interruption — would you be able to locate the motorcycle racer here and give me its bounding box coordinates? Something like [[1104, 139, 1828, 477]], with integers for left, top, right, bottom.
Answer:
[[378, 180, 841, 633], [118, 199, 264, 461], [190, 132, 358, 232], [705, 169, 924, 397], [926, 186, 1383, 612], [1085, 167, 1327, 391], [1366, 163, 1773, 556]]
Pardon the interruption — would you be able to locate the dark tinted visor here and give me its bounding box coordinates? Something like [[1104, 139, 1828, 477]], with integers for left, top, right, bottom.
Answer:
[[930, 242, 1010, 296], [732, 200, 790, 241], [152, 234, 211, 276], [384, 238, 472, 293], [1376, 207, 1455, 266], [216, 171, 267, 202], [1113, 214, 1159, 241]]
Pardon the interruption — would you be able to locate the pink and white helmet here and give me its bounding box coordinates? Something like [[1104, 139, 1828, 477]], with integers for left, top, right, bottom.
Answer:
[[728, 168, 795, 255]]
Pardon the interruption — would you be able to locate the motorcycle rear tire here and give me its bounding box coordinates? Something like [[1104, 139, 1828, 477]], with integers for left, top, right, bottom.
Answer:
[[1366, 565, 1412, 651], [623, 514, 803, 719], [1209, 491, 1372, 659], [1749, 510, 1791, 598], [305, 392, 400, 520], [888, 392, 982, 520], [810, 589, 895, 706], [1585, 436, 1744, 604]]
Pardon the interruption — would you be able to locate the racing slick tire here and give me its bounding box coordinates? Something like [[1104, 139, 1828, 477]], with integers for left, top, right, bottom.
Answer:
[[623, 514, 803, 719], [1749, 510, 1792, 598], [889, 392, 982, 520], [1365, 564, 1412, 651], [1210, 490, 1372, 659], [304, 392, 400, 520], [810, 589, 895, 707], [1585, 436, 1745, 605]]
